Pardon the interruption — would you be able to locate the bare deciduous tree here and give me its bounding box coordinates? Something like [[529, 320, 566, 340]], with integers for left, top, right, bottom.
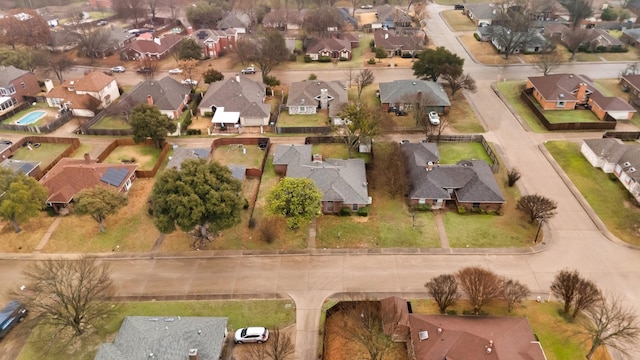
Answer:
[[371, 142, 407, 198], [551, 269, 582, 315], [244, 327, 295, 360], [355, 69, 375, 101], [336, 102, 381, 158], [441, 72, 477, 96], [13, 257, 117, 339], [502, 278, 530, 312], [571, 278, 601, 320], [534, 50, 564, 75], [47, 54, 74, 83], [425, 274, 460, 314], [560, 0, 594, 29], [236, 30, 290, 83], [581, 294, 640, 359], [507, 168, 521, 187], [564, 27, 589, 60], [516, 194, 557, 223], [332, 300, 396, 360], [456, 267, 503, 315]]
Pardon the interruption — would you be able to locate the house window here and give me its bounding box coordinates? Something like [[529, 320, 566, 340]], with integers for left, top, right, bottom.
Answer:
[[557, 101, 565, 108], [20, 81, 25, 89], [298, 106, 306, 113], [472, 203, 480, 209], [352, 204, 358, 211], [327, 202, 334, 212], [418, 198, 426, 204]]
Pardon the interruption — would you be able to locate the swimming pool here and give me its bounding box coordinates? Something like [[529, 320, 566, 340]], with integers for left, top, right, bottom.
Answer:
[[16, 110, 46, 125]]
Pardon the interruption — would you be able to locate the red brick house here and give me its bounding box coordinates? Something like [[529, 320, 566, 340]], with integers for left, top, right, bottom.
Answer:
[[120, 34, 184, 60], [189, 29, 237, 59], [0, 66, 41, 119], [526, 74, 636, 120]]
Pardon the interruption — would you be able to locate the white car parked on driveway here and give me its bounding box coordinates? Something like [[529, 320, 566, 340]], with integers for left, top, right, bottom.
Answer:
[[234, 327, 269, 344]]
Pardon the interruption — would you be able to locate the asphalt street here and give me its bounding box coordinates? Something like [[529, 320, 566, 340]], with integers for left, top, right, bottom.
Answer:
[[2, 3, 640, 360]]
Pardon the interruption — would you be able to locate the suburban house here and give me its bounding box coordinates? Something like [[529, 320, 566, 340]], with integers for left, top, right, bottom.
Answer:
[[120, 34, 184, 60], [46, 28, 80, 52], [262, 9, 306, 30], [463, 3, 501, 27], [620, 74, 640, 107], [94, 316, 228, 360], [0, 65, 40, 119], [122, 76, 190, 119], [44, 71, 120, 117], [621, 28, 640, 48], [402, 142, 505, 212], [39, 155, 137, 214], [380, 297, 546, 359], [581, 138, 640, 203], [526, 74, 636, 120], [491, 26, 551, 54], [378, 80, 451, 114], [217, 12, 250, 33], [305, 37, 352, 61], [166, 148, 210, 170], [542, 22, 568, 40], [190, 28, 237, 59], [272, 144, 371, 214], [557, 25, 625, 52], [199, 74, 270, 131], [0, 159, 41, 178], [375, 4, 412, 29], [373, 29, 424, 57], [286, 80, 348, 124]]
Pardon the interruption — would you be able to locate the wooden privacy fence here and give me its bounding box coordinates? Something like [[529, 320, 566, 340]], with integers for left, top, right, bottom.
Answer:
[[0, 109, 73, 134], [95, 138, 169, 178], [521, 88, 617, 131]]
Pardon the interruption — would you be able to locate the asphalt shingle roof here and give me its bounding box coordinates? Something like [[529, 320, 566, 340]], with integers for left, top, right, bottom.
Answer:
[[0, 65, 29, 87], [94, 316, 228, 360], [286, 80, 347, 117], [379, 80, 450, 107], [126, 76, 189, 113], [199, 75, 269, 118], [166, 147, 210, 170], [0, 159, 40, 175]]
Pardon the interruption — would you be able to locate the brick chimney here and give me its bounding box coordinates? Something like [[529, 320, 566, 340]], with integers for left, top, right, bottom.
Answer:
[[576, 83, 588, 103], [84, 153, 91, 163], [147, 95, 153, 106], [188, 349, 200, 360]]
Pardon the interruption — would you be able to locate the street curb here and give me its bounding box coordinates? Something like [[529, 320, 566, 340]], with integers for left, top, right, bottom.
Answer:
[[538, 142, 640, 251]]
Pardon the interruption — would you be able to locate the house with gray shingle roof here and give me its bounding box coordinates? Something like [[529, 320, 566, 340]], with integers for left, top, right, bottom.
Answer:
[[373, 29, 425, 58], [199, 74, 270, 130], [378, 80, 451, 114], [286, 80, 347, 123], [403, 142, 504, 212], [94, 316, 228, 360], [375, 4, 412, 28], [305, 37, 352, 61], [272, 144, 370, 214], [218, 12, 250, 33], [622, 28, 640, 48], [166, 147, 210, 170], [581, 138, 640, 203], [122, 76, 190, 119], [463, 3, 500, 26], [0, 159, 41, 178], [0, 65, 40, 119]]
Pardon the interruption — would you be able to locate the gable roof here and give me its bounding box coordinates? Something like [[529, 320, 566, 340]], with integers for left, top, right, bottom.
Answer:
[[190, 28, 234, 46], [39, 158, 137, 204], [464, 3, 500, 21], [589, 91, 636, 112], [0, 65, 30, 87], [622, 28, 640, 42], [61, 71, 115, 92], [286, 80, 348, 117], [126, 76, 190, 111], [403, 144, 503, 203], [583, 138, 629, 163], [527, 73, 595, 102], [94, 316, 228, 360], [379, 80, 450, 107], [376, 4, 412, 25], [126, 34, 183, 55], [273, 145, 369, 205], [218, 12, 249, 29], [166, 147, 210, 170], [199, 75, 269, 118], [306, 37, 352, 53], [621, 74, 640, 92], [409, 314, 545, 359], [373, 29, 423, 52]]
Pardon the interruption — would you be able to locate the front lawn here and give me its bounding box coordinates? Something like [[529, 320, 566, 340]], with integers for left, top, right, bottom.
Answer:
[[10, 143, 70, 169], [17, 300, 295, 360], [92, 115, 130, 130], [441, 10, 478, 32], [0, 211, 57, 253], [277, 110, 329, 127], [447, 91, 485, 133], [545, 141, 640, 245], [102, 145, 162, 170], [496, 81, 548, 132]]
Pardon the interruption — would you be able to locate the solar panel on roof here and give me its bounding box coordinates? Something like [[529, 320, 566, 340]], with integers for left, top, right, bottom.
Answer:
[[100, 168, 129, 187]]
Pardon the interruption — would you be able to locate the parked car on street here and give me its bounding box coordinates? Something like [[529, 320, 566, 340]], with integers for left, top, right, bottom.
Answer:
[[234, 327, 269, 344], [181, 79, 198, 86], [241, 66, 256, 74], [110, 66, 125, 73], [428, 111, 440, 126], [136, 67, 152, 74], [168, 68, 183, 75], [0, 301, 27, 340]]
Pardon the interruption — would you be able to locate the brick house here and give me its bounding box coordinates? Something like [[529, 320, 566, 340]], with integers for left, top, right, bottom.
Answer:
[[305, 37, 352, 60], [44, 71, 120, 117], [0, 66, 41, 119], [378, 79, 451, 114], [373, 29, 424, 58], [120, 34, 184, 60], [286, 80, 347, 124], [526, 74, 636, 120], [123, 77, 191, 119], [190, 28, 237, 59]]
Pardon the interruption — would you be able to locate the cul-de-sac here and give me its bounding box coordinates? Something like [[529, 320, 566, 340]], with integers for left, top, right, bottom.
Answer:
[[0, 0, 640, 359]]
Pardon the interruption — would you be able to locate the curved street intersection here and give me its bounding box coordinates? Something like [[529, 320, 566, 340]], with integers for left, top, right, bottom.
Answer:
[[2, 3, 640, 360]]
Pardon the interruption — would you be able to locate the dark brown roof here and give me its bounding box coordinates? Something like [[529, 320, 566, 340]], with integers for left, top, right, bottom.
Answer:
[[409, 314, 546, 360], [126, 34, 183, 55], [527, 73, 594, 102], [306, 37, 352, 53], [622, 74, 640, 92]]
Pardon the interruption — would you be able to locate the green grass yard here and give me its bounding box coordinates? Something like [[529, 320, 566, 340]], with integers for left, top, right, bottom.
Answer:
[[10, 143, 69, 169], [437, 142, 492, 164], [213, 144, 265, 168], [17, 300, 295, 360], [277, 110, 329, 127], [92, 115, 130, 130], [496, 81, 548, 132], [102, 145, 162, 170], [545, 141, 640, 245], [441, 9, 478, 32]]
